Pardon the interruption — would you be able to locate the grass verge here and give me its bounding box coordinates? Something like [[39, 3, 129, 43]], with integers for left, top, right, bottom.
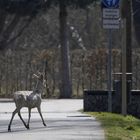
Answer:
[[87, 112, 140, 140]]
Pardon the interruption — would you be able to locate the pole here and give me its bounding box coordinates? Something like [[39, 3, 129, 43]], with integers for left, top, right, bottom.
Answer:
[[122, 19, 127, 115], [108, 29, 112, 112]]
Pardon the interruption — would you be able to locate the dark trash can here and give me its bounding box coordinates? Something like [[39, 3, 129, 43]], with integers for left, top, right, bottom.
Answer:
[[84, 90, 108, 112]]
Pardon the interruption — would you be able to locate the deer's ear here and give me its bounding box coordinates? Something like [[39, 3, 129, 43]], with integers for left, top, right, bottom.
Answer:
[[33, 74, 39, 79], [37, 71, 42, 75], [43, 80, 46, 87]]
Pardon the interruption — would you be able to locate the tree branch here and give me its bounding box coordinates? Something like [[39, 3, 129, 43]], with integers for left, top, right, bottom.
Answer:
[[7, 16, 34, 46]]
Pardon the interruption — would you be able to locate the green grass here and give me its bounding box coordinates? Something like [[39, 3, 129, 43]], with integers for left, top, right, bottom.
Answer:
[[87, 112, 140, 140]]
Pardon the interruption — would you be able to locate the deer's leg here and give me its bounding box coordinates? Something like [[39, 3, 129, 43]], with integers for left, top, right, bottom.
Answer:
[[18, 110, 28, 129], [37, 107, 46, 126], [27, 108, 31, 129], [8, 108, 18, 132]]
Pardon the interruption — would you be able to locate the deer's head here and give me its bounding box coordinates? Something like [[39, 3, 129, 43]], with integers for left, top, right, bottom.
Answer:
[[33, 72, 46, 89]]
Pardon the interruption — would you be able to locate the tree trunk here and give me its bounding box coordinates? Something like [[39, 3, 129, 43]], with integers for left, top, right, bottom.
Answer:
[[0, 9, 7, 34], [59, 2, 72, 98], [132, 0, 140, 46], [126, 0, 132, 79], [121, 0, 132, 80], [0, 14, 21, 50]]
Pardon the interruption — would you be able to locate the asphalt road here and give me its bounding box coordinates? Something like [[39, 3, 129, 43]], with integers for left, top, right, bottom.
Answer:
[[0, 99, 105, 140]]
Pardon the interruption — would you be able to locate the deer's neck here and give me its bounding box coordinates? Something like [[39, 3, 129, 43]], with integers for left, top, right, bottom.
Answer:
[[33, 80, 43, 94]]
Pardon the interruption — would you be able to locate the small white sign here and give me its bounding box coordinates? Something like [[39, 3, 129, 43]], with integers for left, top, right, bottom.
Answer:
[[103, 21, 120, 29], [103, 19, 120, 24], [103, 8, 120, 18], [102, 8, 120, 29]]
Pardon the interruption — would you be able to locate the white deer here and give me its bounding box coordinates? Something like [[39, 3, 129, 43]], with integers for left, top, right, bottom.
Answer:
[[8, 72, 46, 132]]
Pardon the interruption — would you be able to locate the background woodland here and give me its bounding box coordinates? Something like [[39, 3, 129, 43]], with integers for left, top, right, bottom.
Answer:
[[0, 3, 139, 98]]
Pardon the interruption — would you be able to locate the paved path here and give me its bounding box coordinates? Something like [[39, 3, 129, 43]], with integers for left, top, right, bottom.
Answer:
[[0, 99, 105, 140]]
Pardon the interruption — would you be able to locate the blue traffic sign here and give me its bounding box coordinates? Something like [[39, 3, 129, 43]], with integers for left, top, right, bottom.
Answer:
[[102, 0, 120, 8]]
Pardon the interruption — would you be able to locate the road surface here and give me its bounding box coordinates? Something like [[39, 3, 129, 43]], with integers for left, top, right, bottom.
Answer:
[[0, 99, 105, 140]]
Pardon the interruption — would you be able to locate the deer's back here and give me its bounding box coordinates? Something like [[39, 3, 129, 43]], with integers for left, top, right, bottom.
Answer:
[[13, 91, 41, 108]]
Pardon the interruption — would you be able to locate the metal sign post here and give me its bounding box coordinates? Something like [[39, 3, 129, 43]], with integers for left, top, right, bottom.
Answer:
[[107, 29, 112, 112], [121, 19, 127, 116], [102, 0, 120, 112]]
